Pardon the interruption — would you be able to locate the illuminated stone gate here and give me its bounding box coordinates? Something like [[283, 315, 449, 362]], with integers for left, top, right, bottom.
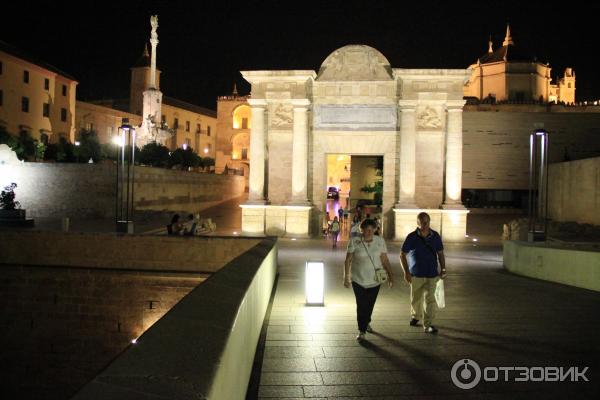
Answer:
[[241, 45, 470, 241]]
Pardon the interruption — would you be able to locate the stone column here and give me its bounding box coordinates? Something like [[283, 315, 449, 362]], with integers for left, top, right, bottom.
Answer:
[[248, 99, 267, 203], [443, 101, 466, 208], [396, 100, 418, 208], [290, 99, 311, 205]]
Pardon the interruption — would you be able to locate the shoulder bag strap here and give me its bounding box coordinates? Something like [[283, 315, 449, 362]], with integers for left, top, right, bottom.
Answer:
[[361, 238, 380, 272], [416, 233, 438, 259]]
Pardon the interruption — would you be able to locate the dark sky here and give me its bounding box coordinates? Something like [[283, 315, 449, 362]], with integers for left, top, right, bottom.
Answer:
[[2, 1, 599, 109]]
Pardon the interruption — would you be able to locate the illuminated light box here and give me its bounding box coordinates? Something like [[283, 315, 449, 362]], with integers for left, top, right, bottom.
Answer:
[[305, 261, 325, 306]]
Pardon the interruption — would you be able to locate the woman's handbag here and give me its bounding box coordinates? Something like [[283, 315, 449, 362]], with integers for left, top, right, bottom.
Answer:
[[361, 239, 388, 284]]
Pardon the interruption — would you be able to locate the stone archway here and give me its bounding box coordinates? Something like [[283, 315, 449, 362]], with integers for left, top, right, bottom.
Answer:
[[241, 45, 471, 240]]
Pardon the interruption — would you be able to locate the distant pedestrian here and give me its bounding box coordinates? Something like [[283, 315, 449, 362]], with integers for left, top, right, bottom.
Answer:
[[338, 207, 344, 224], [343, 208, 349, 224], [400, 212, 446, 334], [344, 218, 394, 341], [330, 216, 341, 248], [350, 215, 361, 238]]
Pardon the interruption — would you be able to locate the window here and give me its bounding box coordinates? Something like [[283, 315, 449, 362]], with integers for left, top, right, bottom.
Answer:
[[241, 148, 248, 160], [242, 117, 248, 129], [207, 143, 212, 152], [173, 118, 179, 129], [40, 133, 49, 145], [85, 122, 94, 131], [61, 108, 67, 122], [161, 114, 166, 123], [62, 84, 67, 96], [21, 97, 29, 112], [43, 103, 50, 117], [196, 123, 201, 133], [207, 126, 211, 136], [24, 70, 29, 83], [44, 78, 50, 90], [568, 83, 572, 88], [185, 121, 190, 132], [107, 126, 114, 136]]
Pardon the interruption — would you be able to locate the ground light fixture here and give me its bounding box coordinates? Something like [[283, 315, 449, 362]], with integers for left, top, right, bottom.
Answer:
[[305, 261, 325, 306]]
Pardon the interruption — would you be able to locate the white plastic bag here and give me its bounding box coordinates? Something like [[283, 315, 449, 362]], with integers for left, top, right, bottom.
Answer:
[[435, 279, 445, 308]]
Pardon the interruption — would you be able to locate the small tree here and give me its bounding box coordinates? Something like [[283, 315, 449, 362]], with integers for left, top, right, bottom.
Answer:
[[139, 142, 170, 167], [74, 129, 102, 162], [0, 183, 20, 210], [168, 147, 202, 170]]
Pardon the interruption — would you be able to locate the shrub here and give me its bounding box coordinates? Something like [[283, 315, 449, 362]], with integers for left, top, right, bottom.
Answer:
[[168, 147, 202, 170], [139, 142, 170, 167], [74, 129, 102, 163], [45, 137, 75, 162]]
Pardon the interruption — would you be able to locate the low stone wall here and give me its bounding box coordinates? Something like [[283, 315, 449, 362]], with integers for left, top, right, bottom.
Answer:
[[73, 238, 278, 400], [0, 163, 245, 218], [548, 157, 600, 226], [0, 231, 260, 272], [503, 240, 600, 292]]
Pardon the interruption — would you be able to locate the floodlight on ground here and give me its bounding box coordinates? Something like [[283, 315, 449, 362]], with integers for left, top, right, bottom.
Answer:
[[305, 261, 325, 306]]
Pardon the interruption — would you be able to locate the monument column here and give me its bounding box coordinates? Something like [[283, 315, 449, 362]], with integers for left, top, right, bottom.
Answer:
[[443, 101, 466, 208], [247, 98, 267, 203], [290, 99, 311, 204], [396, 100, 418, 208]]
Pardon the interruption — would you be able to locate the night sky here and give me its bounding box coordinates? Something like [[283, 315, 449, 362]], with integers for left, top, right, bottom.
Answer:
[[1, 1, 599, 110]]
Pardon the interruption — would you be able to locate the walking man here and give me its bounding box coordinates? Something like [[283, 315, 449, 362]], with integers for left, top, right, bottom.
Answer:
[[400, 212, 446, 334]]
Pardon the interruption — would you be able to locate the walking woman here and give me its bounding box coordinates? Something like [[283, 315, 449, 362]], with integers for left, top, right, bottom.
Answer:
[[343, 218, 394, 340]]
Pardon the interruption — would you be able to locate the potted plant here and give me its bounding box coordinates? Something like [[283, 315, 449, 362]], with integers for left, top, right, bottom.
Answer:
[[0, 183, 25, 219]]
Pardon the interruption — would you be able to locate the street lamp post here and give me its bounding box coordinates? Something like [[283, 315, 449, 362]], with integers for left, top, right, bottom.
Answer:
[[527, 129, 549, 242], [116, 118, 136, 234]]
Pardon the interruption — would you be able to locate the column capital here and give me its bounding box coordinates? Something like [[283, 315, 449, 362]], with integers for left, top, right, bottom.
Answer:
[[247, 98, 267, 108], [398, 100, 418, 110], [445, 100, 466, 111], [290, 98, 311, 108]]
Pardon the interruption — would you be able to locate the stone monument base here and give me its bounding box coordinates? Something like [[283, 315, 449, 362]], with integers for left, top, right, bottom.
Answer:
[[393, 208, 469, 242], [241, 204, 312, 237]]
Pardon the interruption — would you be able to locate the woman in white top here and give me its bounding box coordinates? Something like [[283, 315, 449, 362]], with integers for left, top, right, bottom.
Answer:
[[343, 218, 394, 340]]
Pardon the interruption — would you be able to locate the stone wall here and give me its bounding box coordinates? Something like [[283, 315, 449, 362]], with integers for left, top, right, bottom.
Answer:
[[463, 105, 600, 190], [548, 157, 600, 225], [0, 234, 264, 400], [72, 238, 278, 400], [0, 163, 245, 218], [0, 231, 261, 272], [0, 266, 203, 400]]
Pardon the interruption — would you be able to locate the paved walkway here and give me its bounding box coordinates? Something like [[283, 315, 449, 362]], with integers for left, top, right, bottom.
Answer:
[[258, 237, 600, 399]]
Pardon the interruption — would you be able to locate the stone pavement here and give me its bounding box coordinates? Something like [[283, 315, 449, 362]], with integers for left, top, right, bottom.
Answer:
[[257, 237, 600, 399]]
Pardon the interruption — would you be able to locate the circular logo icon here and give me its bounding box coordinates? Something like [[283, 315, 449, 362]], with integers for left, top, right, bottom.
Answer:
[[451, 359, 482, 389]]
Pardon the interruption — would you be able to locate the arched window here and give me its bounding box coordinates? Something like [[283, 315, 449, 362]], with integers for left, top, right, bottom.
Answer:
[[232, 105, 251, 129]]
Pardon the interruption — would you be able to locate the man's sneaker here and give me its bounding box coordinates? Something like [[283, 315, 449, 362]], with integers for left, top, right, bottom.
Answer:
[[409, 318, 420, 326], [356, 332, 366, 341], [366, 324, 374, 333], [424, 326, 438, 334]]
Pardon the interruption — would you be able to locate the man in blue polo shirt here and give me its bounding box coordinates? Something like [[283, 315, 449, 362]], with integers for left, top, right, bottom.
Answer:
[[400, 212, 446, 334]]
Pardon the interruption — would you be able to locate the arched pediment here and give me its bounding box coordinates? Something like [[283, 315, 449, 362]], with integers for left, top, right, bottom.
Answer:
[[317, 45, 393, 81]]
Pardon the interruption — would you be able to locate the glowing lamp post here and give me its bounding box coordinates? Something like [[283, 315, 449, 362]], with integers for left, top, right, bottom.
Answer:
[[527, 129, 549, 242], [116, 118, 136, 234], [305, 261, 325, 306]]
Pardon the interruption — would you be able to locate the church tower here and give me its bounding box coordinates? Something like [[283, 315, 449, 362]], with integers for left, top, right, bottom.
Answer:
[[129, 44, 162, 116]]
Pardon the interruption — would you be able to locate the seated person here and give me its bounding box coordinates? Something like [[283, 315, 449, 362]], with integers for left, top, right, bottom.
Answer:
[[168, 214, 184, 235], [183, 214, 197, 236]]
